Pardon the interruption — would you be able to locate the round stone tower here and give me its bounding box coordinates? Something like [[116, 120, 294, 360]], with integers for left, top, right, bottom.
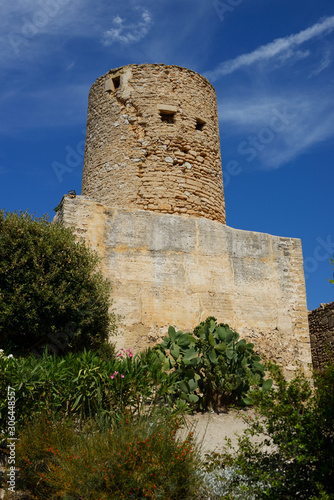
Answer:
[[82, 64, 226, 224]]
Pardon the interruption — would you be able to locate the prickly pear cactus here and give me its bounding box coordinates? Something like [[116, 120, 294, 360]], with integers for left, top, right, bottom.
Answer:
[[154, 318, 272, 410]]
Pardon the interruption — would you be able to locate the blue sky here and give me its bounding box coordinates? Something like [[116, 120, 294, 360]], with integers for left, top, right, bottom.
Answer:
[[0, 0, 333, 311]]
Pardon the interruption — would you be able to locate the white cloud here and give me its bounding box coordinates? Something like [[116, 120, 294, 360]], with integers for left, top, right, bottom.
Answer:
[[206, 16, 334, 80], [0, 0, 91, 65], [310, 49, 333, 77], [218, 93, 334, 169], [102, 9, 153, 45]]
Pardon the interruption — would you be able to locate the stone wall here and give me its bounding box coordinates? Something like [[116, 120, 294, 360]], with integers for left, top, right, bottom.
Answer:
[[309, 302, 334, 370], [54, 195, 312, 378], [81, 64, 226, 224], [56, 63, 313, 379]]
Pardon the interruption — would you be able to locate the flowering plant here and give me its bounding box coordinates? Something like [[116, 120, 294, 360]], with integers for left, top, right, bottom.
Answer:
[[110, 371, 124, 379], [117, 348, 133, 359], [0, 349, 13, 359]]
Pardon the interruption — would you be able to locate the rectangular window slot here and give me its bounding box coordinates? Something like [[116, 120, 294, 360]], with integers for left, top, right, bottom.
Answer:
[[112, 76, 121, 90], [196, 119, 206, 131], [160, 111, 175, 124]]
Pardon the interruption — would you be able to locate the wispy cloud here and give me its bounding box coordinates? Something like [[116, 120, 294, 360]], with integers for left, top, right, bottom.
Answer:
[[102, 9, 153, 45], [218, 93, 334, 169], [206, 16, 334, 80], [310, 49, 333, 77]]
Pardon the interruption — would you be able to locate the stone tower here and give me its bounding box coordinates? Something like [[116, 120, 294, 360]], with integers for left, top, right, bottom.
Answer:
[[55, 63, 312, 378], [81, 64, 226, 224]]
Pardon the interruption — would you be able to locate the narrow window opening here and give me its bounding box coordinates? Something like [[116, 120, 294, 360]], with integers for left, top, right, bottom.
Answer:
[[160, 111, 175, 124], [112, 76, 121, 90], [196, 119, 206, 131]]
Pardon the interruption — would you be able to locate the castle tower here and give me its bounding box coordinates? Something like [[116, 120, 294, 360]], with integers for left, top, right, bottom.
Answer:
[[56, 63, 312, 378], [81, 64, 226, 224]]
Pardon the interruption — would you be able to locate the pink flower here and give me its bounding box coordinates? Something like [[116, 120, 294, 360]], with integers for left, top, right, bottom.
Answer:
[[110, 375, 114, 379], [121, 374, 124, 378]]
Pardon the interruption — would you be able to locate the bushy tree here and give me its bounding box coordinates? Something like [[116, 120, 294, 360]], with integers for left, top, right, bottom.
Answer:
[[220, 362, 334, 499], [330, 257, 334, 284], [0, 210, 116, 355]]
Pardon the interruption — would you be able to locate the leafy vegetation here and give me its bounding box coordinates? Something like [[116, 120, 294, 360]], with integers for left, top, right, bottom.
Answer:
[[216, 362, 334, 499], [0, 210, 116, 355], [0, 319, 270, 431], [154, 317, 272, 410], [16, 410, 203, 500], [0, 348, 176, 430], [2, 310, 333, 498]]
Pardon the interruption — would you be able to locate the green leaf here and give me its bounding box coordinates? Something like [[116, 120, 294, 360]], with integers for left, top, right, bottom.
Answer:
[[71, 393, 82, 410], [209, 350, 218, 365], [236, 340, 246, 354], [226, 348, 235, 360], [183, 348, 198, 362], [178, 381, 189, 393], [226, 329, 238, 344], [215, 342, 228, 353], [262, 379, 273, 391], [170, 344, 180, 360], [185, 369, 195, 379], [168, 326, 176, 342], [188, 378, 198, 392], [208, 333, 215, 347], [209, 319, 216, 334], [177, 334, 191, 348], [253, 361, 264, 372]]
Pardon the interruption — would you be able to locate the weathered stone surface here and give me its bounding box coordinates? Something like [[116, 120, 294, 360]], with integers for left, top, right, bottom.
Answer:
[[54, 63, 313, 380], [81, 64, 226, 224], [309, 302, 334, 370], [55, 195, 312, 378]]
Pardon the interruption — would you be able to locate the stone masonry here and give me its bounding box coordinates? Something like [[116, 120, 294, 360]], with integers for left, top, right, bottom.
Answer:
[[55, 63, 312, 378], [82, 64, 226, 224], [309, 302, 334, 370]]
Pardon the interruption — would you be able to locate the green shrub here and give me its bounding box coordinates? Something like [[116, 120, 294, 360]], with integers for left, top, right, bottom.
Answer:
[[218, 362, 334, 499], [154, 317, 272, 410], [0, 210, 116, 355], [0, 349, 175, 430], [16, 410, 203, 500]]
